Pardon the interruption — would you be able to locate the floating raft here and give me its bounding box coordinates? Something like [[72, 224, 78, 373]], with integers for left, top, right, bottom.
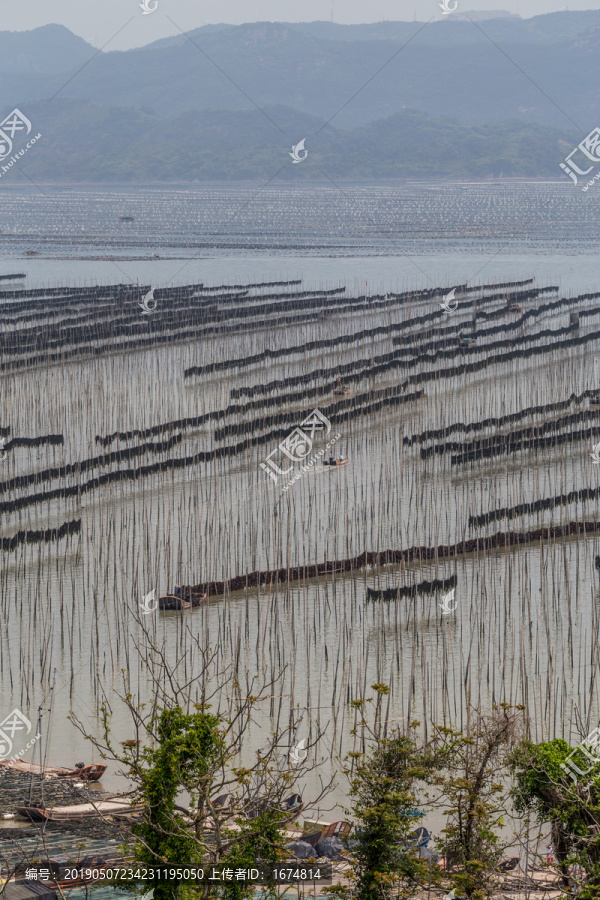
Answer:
[[180, 522, 600, 598]]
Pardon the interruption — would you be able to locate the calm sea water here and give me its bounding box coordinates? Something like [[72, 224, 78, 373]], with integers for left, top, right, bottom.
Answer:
[[1, 182, 599, 842], [0, 181, 598, 293]]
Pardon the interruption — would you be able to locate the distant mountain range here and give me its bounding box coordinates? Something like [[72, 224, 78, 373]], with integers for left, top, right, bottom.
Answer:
[[0, 12, 596, 181]]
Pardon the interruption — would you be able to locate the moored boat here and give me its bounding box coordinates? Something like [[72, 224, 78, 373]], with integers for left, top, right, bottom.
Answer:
[[15, 795, 143, 823], [158, 588, 208, 610], [0, 759, 106, 781]]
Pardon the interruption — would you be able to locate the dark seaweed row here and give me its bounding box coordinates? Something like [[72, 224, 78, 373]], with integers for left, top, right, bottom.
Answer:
[[188, 284, 466, 378], [178, 521, 600, 597], [0, 285, 139, 316], [97, 375, 415, 447], [0, 287, 343, 334], [96, 380, 341, 446], [0, 284, 333, 329], [421, 408, 600, 460], [393, 289, 593, 351], [0, 290, 354, 356], [225, 284, 549, 393], [3, 434, 64, 452], [451, 422, 600, 465], [0, 282, 341, 363], [229, 288, 572, 400], [199, 279, 301, 291], [90, 327, 600, 468], [0, 278, 300, 311], [1, 518, 80, 552], [11, 322, 599, 511], [470, 486, 600, 528], [398, 324, 600, 394], [0, 279, 540, 374], [385, 289, 574, 363], [0, 433, 183, 495], [405, 391, 593, 446], [0, 306, 334, 374], [0, 395, 424, 512], [106, 298, 562, 444], [227, 312, 600, 409], [214, 386, 422, 441], [366, 573, 457, 601], [0, 427, 294, 513]]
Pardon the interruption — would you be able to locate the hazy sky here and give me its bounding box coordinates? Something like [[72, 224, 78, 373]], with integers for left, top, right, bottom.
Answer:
[[2, 0, 599, 50]]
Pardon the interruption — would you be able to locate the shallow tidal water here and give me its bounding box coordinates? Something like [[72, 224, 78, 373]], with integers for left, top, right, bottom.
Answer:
[[1, 182, 600, 843]]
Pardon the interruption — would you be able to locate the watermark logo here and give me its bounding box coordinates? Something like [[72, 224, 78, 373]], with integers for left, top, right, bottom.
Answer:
[[439, 288, 458, 313], [139, 589, 158, 615], [559, 726, 600, 787], [560, 127, 600, 190], [0, 438, 6, 461], [261, 409, 330, 484], [439, 0, 458, 13], [590, 441, 600, 464], [0, 109, 31, 161], [0, 709, 32, 760], [0, 108, 41, 180], [139, 288, 157, 315], [139, 0, 158, 13], [266, 409, 343, 500], [290, 739, 308, 765], [290, 139, 308, 164], [439, 588, 457, 615]]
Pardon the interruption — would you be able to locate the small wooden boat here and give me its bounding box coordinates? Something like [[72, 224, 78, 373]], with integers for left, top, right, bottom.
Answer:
[[118, 215, 135, 223], [323, 457, 349, 467], [302, 820, 352, 847], [402, 826, 430, 849], [246, 793, 304, 820], [509, 304, 522, 313], [0, 759, 106, 781], [158, 591, 207, 610], [497, 856, 519, 872], [590, 392, 600, 406], [458, 336, 476, 347], [15, 795, 143, 822], [333, 377, 351, 396]]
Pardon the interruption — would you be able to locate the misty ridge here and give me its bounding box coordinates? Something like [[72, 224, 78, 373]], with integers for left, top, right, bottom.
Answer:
[[0, 10, 598, 180]]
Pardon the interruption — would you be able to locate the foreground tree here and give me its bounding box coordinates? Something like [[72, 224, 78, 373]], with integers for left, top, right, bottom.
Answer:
[[327, 687, 443, 900], [71, 618, 332, 900], [428, 704, 525, 900], [511, 736, 600, 897]]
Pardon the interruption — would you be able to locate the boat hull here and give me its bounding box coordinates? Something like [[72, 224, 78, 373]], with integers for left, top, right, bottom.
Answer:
[[158, 593, 207, 610], [15, 798, 143, 822], [0, 759, 106, 781]]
